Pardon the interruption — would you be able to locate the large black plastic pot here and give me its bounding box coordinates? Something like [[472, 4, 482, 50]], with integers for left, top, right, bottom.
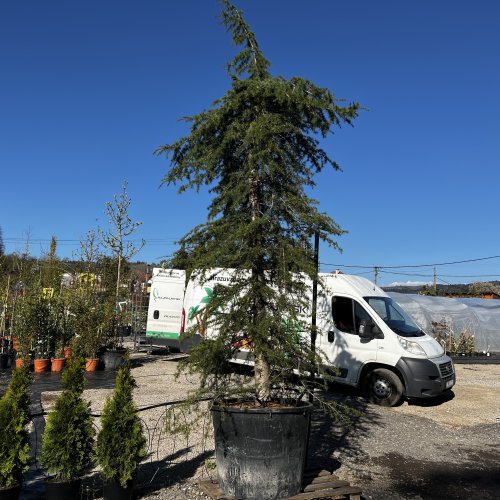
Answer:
[[44, 477, 81, 500], [211, 400, 312, 500]]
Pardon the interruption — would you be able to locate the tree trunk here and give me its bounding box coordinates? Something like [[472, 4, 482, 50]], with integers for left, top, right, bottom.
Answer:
[[249, 168, 271, 401], [254, 352, 270, 401], [115, 253, 122, 302]]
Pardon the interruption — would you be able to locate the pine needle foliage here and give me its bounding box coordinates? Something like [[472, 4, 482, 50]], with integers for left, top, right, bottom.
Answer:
[[0, 366, 32, 488], [40, 355, 95, 481], [157, 1, 360, 402], [96, 358, 146, 487]]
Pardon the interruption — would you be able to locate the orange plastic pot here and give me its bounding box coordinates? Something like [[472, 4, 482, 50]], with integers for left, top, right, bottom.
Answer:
[[51, 357, 66, 372], [15, 358, 26, 368], [34, 358, 51, 373], [85, 358, 99, 372]]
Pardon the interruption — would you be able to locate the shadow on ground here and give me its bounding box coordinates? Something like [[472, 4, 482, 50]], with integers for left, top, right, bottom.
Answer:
[[306, 388, 384, 473], [374, 449, 500, 500]]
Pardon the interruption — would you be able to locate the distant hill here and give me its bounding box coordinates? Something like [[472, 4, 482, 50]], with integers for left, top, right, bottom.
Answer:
[[382, 281, 500, 297]]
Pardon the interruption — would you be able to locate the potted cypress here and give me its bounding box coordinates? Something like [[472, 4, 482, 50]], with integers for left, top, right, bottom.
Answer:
[[96, 356, 146, 499], [157, 1, 360, 498], [0, 365, 32, 500], [39, 354, 95, 499]]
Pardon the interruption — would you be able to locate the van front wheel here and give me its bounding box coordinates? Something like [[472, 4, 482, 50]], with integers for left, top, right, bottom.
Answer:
[[364, 368, 403, 407]]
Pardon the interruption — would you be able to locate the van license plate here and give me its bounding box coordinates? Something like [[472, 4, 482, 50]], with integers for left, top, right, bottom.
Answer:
[[445, 380, 454, 389]]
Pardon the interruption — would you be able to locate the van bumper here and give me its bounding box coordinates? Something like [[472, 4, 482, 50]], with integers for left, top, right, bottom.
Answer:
[[396, 354, 456, 399]]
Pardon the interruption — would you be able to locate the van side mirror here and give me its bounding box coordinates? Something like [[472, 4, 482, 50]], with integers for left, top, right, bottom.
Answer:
[[358, 319, 383, 339], [371, 324, 384, 339], [358, 319, 371, 338]]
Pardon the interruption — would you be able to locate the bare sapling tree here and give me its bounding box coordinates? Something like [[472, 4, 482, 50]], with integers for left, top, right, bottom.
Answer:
[[100, 182, 145, 302], [78, 229, 101, 275]]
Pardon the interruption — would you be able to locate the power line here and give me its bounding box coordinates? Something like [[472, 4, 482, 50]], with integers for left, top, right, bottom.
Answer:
[[321, 254, 500, 270], [379, 270, 500, 278]]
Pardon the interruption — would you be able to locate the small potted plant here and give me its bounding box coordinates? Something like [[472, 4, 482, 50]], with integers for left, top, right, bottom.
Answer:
[[39, 354, 95, 499], [50, 341, 66, 373], [12, 296, 33, 369], [99, 302, 126, 371], [72, 288, 110, 371], [0, 365, 32, 499], [96, 356, 146, 499], [49, 292, 77, 372], [14, 288, 53, 373]]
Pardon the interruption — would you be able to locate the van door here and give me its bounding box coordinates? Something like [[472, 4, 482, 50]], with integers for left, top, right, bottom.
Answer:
[[318, 295, 379, 384], [146, 269, 186, 342]]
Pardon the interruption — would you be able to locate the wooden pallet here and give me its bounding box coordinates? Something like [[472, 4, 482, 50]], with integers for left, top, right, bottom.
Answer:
[[199, 469, 362, 500], [289, 469, 362, 500]]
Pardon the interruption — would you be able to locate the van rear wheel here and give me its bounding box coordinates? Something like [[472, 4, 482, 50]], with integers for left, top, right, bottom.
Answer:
[[364, 368, 403, 407]]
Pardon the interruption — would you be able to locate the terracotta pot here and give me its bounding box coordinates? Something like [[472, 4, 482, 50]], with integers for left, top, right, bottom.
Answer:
[[51, 357, 66, 372], [15, 358, 25, 368], [12, 338, 20, 352], [63, 346, 72, 359], [85, 358, 100, 372], [34, 358, 51, 373]]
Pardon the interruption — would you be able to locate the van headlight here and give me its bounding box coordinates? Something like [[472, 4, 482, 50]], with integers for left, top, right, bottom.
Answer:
[[398, 337, 426, 356], [435, 342, 445, 356]]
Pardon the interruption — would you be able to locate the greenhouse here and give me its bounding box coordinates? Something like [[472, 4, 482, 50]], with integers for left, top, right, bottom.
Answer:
[[388, 292, 500, 353]]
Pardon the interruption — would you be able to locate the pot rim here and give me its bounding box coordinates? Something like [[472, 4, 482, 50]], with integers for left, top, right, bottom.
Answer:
[[211, 398, 313, 414]]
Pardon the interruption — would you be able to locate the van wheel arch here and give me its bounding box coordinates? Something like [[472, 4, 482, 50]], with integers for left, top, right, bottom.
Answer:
[[360, 364, 405, 407]]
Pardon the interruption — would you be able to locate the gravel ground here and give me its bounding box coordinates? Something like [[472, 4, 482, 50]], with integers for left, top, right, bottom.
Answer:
[[11, 353, 500, 499], [314, 363, 500, 500]]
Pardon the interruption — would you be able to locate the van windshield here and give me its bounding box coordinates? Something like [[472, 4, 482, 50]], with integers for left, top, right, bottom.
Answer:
[[363, 296, 425, 337]]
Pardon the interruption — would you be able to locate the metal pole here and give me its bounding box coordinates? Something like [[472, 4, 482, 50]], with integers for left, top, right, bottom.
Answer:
[[311, 232, 320, 351], [309, 232, 320, 404]]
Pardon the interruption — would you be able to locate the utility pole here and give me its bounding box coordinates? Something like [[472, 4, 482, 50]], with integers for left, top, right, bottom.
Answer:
[[309, 231, 320, 404], [374, 266, 379, 286], [433, 267, 437, 294], [311, 231, 320, 352]]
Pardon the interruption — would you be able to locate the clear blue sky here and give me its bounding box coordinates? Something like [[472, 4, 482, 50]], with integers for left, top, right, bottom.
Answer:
[[2, 0, 499, 286]]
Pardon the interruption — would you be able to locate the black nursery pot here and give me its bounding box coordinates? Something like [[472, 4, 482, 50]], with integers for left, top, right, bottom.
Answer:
[[103, 478, 135, 500], [0, 483, 21, 500], [211, 400, 312, 500], [102, 348, 126, 370], [0, 353, 9, 369], [44, 477, 81, 500]]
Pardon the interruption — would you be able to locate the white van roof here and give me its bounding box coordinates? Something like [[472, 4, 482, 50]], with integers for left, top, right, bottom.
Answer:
[[320, 272, 388, 298]]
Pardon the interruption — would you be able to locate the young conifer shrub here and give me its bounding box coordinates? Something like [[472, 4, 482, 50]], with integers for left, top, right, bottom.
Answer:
[[0, 365, 32, 489], [96, 357, 146, 487], [39, 355, 95, 481]]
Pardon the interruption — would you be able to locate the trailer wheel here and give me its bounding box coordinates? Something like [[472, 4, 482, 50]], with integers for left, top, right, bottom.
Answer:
[[364, 368, 403, 407]]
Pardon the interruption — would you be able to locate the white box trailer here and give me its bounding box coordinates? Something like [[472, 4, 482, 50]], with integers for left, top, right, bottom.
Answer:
[[146, 268, 455, 406], [146, 268, 185, 339]]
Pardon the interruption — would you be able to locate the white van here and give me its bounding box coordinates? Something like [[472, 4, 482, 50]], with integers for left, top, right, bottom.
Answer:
[[146, 268, 456, 406]]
